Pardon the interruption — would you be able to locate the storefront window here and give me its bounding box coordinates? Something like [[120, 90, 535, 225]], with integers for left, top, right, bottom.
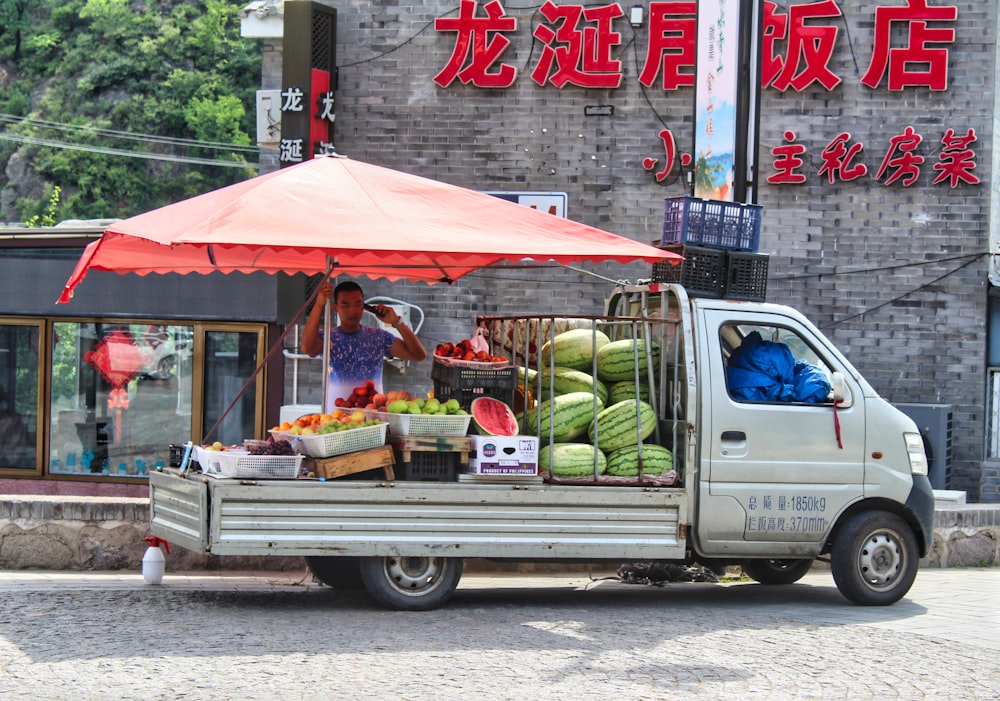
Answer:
[[0, 323, 41, 469], [48, 322, 194, 477], [201, 329, 262, 446]]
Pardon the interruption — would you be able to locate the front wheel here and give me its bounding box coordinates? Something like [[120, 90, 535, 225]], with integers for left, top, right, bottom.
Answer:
[[359, 556, 463, 611], [831, 510, 919, 606], [741, 558, 814, 585]]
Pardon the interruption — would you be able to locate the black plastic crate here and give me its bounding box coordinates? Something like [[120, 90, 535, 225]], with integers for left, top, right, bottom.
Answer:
[[398, 450, 458, 482], [661, 195, 762, 251], [431, 362, 516, 410], [651, 243, 726, 298], [726, 251, 769, 301]]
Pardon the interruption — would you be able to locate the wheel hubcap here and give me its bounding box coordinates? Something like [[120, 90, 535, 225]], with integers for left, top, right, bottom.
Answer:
[[858, 531, 904, 590], [385, 557, 442, 593]]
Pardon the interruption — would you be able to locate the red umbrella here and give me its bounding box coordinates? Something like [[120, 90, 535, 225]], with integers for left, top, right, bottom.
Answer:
[[58, 155, 679, 302]]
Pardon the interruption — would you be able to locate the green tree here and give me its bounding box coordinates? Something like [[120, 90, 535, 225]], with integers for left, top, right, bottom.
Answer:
[[2, 0, 261, 221]]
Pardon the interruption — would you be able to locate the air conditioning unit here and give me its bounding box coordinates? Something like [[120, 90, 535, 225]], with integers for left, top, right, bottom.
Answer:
[[894, 403, 953, 490]]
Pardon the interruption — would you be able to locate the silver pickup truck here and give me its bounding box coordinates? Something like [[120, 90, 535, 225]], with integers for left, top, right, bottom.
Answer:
[[149, 284, 934, 610]]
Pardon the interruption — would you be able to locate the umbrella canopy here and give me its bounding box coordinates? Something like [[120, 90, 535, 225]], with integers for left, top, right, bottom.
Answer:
[[58, 155, 679, 303]]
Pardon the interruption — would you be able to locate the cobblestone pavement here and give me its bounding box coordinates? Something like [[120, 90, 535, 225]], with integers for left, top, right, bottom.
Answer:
[[0, 566, 997, 701]]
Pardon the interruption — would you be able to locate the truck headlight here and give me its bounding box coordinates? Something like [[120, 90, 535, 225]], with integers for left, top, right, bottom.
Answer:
[[904, 432, 928, 476]]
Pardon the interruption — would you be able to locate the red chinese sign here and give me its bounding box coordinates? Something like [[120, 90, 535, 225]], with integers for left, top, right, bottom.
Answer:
[[767, 127, 978, 186], [435, 0, 959, 91], [432, 1, 975, 188]]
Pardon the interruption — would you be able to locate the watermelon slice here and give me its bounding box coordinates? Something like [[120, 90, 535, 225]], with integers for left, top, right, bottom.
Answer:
[[471, 397, 519, 436]]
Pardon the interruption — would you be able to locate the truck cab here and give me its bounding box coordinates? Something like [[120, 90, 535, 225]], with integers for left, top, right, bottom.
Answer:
[[609, 283, 935, 604]]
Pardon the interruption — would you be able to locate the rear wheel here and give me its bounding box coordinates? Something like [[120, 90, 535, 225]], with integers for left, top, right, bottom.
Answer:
[[741, 558, 814, 585], [359, 555, 463, 611], [304, 556, 364, 590], [831, 510, 919, 606]]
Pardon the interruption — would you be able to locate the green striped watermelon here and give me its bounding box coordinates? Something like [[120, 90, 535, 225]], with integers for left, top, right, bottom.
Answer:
[[539, 328, 611, 372], [588, 399, 657, 452], [595, 339, 661, 383], [537, 367, 608, 404], [607, 381, 651, 405], [605, 444, 673, 477], [539, 443, 607, 478], [526, 391, 604, 444]]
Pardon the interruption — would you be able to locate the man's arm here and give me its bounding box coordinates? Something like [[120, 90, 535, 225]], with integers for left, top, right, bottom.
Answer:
[[380, 307, 426, 362], [301, 282, 332, 357]]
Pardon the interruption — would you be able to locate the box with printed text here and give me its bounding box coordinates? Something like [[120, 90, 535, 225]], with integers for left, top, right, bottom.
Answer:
[[466, 435, 539, 475]]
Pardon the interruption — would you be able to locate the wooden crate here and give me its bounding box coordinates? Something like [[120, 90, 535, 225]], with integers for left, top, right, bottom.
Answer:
[[304, 445, 395, 480]]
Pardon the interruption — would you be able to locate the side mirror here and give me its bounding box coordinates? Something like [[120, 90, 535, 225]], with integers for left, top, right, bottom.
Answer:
[[831, 372, 846, 402]]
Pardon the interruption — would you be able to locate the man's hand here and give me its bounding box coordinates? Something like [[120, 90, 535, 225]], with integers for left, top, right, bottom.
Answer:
[[315, 281, 333, 306]]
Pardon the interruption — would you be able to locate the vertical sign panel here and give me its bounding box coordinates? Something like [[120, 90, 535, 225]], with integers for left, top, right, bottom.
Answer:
[[280, 2, 337, 168], [693, 0, 738, 201]]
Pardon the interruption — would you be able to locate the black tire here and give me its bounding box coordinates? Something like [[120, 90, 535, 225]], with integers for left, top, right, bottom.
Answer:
[[831, 510, 919, 606], [304, 556, 364, 590], [741, 558, 814, 585], [358, 555, 463, 611]]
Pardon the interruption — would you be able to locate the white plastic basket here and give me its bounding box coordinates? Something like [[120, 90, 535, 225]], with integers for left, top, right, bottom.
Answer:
[[370, 411, 472, 437], [194, 446, 303, 479], [272, 422, 388, 458]]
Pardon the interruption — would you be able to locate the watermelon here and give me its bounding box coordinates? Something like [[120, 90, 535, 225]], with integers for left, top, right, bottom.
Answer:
[[607, 381, 651, 405], [596, 339, 661, 383], [539, 328, 611, 372], [588, 400, 657, 452], [471, 397, 519, 436], [526, 391, 604, 444], [539, 443, 607, 478], [537, 366, 609, 404], [605, 444, 673, 477]]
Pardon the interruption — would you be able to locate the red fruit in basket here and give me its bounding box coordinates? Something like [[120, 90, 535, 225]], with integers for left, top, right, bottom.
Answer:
[[372, 393, 387, 406], [334, 397, 346, 407]]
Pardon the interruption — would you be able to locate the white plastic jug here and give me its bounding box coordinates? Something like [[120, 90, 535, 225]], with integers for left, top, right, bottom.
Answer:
[[142, 536, 169, 585]]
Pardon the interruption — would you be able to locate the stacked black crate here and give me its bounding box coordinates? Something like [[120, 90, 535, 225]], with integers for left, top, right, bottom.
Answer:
[[652, 195, 768, 301]]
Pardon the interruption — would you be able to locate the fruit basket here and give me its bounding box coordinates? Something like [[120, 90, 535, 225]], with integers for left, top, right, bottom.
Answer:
[[369, 411, 472, 437], [270, 422, 388, 458], [433, 354, 509, 369], [194, 446, 303, 479]]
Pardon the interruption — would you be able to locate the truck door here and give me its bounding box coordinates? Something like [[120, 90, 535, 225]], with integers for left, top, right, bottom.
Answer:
[[696, 309, 866, 554]]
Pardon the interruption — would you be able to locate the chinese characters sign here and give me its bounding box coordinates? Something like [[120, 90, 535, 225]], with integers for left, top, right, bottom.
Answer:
[[279, 2, 338, 166], [429, 0, 974, 189], [434, 0, 959, 92]]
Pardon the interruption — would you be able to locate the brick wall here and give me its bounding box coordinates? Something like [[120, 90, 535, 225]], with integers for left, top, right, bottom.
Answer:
[[269, 1, 997, 500]]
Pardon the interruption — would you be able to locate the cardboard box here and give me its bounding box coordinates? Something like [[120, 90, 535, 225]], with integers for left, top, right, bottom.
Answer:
[[466, 435, 539, 475]]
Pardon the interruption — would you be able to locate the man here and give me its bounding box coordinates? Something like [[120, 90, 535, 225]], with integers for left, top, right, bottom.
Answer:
[[302, 280, 426, 411]]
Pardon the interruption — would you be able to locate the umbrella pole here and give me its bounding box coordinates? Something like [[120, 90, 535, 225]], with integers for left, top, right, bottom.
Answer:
[[321, 258, 334, 414]]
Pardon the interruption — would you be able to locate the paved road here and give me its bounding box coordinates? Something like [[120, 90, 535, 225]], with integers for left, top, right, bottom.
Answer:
[[0, 566, 997, 701]]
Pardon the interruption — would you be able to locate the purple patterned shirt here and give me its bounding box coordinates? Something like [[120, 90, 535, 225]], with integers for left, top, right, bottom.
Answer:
[[323, 326, 397, 411]]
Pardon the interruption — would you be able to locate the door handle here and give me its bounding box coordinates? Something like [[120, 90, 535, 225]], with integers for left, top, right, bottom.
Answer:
[[721, 430, 746, 441]]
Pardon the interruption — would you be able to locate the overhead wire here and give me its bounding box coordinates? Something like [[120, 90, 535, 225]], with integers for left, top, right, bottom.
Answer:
[[0, 132, 257, 169], [0, 112, 260, 153]]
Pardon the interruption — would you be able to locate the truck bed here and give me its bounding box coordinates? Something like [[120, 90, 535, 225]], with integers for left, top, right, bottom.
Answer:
[[149, 469, 688, 561]]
